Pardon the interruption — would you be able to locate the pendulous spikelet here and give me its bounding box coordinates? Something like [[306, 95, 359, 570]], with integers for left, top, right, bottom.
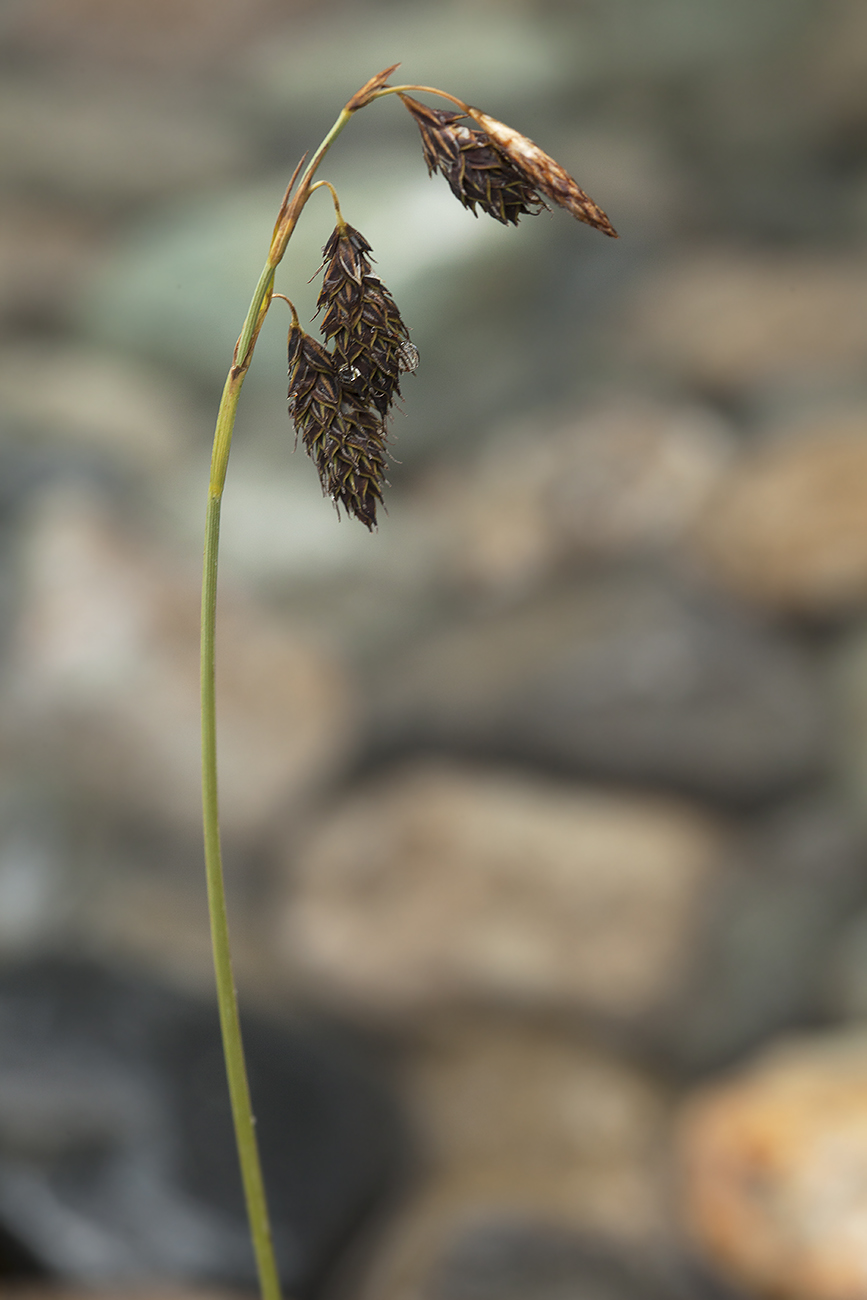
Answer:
[[466, 108, 617, 236], [317, 222, 412, 417], [399, 94, 544, 226], [400, 93, 617, 237], [287, 318, 388, 530], [285, 220, 417, 528]]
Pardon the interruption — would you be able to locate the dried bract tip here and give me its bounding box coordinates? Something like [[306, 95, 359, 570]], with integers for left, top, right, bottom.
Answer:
[[346, 63, 401, 112], [287, 320, 387, 530], [400, 93, 544, 226], [317, 222, 413, 419], [465, 108, 618, 237]]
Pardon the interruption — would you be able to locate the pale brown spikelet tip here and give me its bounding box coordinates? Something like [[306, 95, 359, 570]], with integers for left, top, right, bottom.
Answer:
[[467, 108, 618, 237], [346, 64, 401, 112]]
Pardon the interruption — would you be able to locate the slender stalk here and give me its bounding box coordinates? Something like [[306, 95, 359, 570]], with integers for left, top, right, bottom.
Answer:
[[199, 92, 362, 1300], [369, 83, 471, 111], [201, 373, 282, 1300]]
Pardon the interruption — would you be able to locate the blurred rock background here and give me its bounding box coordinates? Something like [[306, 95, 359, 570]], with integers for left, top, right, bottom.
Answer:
[[3, 0, 867, 1298]]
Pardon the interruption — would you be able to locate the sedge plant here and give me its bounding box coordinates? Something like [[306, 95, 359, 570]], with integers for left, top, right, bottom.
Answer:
[[200, 64, 616, 1300]]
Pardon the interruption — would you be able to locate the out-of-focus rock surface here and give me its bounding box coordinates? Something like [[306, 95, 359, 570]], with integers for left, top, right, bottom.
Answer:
[[696, 412, 867, 616], [367, 575, 827, 803], [403, 1222, 680, 1300], [0, 958, 404, 1296], [282, 761, 723, 1022], [4, 486, 357, 841], [357, 1017, 670, 1300], [622, 253, 867, 395], [432, 399, 736, 594], [677, 1032, 867, 1300], [5, 2, 867, 1298], [0, 343, 202, 476], [0, 1292, 250, 1300], [660, 797, 867, 1072]]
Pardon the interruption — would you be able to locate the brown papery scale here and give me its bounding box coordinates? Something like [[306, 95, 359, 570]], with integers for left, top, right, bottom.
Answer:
[[465, 107, 618, 236], [400, 94, 544, 226]]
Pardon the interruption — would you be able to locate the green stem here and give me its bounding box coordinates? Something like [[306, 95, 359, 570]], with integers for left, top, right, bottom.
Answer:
[[199, 96, 358, 1300], [201, 482, 281, 1300], [369, 83, 470, 112]]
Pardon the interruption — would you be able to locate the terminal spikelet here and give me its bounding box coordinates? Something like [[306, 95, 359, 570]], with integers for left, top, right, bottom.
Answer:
[[399, 94, 543, 226], [466, 108, 618, 236], [401, 93, 617, 236], [317, 222, 412, 418]]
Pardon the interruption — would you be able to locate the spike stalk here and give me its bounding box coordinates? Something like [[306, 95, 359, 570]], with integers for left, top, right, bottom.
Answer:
[[200, 90, 364, 1300]]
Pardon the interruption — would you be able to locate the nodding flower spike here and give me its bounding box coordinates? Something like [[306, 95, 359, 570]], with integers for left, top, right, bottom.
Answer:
[[401, 93, 617, 237], [287, 314, 388, 530], [466, 108, 617, 236], [317, 222, 413, 419], [279, 82, 615, 530], [399, 94, 543, 226]]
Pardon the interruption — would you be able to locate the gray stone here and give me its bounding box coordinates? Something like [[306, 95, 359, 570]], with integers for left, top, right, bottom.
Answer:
[[658, 797, 867, 1071], [0, 958, 405, 1293], [822, 908, 867, 1022], [0, 74, 248, 204], [367, 573, 828, 805], [828, 622, 867, 826], [422, 1221, 685, 1300], [0, 0, 281, 74], [247, 8, 594, 124]]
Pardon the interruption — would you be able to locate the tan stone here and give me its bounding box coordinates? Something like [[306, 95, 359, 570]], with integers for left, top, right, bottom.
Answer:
[[624, 252, 867, 390], [436, 399, 733, 595], [678, 1031, 867, 1300], [6, 487, 356, 840], [545, 400, 734, 557], [283, 761, 723, 1020], [357, 1017, 669, 1300], [695, 413, 867, 614]]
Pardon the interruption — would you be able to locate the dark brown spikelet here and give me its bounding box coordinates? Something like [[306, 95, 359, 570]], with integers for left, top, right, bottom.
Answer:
[[317, 223, 412, 418], [400, 93, 544, 226], [288, 319, 387, 529], [326, 394, 387, 530], [466, 108, 617, 237]]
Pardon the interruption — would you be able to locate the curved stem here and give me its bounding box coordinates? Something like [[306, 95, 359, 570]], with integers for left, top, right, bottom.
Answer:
[[202, 365, 283, 1300], [270, 108, 354, 265], [200, 90, 364, 1300], [201, 482, 281, 1300], [369, 83, 471, 112], [310, 179, 344, 224]]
